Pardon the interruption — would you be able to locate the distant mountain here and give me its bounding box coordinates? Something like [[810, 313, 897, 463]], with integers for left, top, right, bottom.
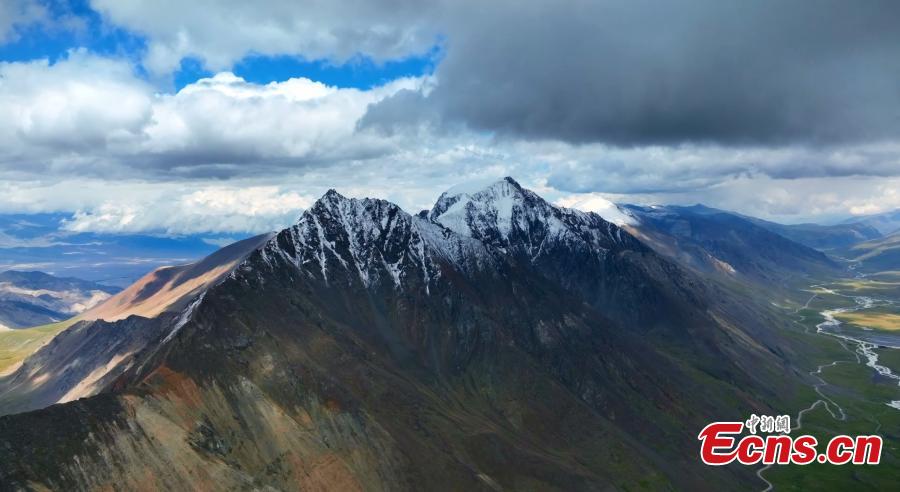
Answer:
[[0, 179, 805, 490], [0, 271, 119, 329], [622, 204, 842, 283], [840, 231, 900, 273], [840, 209, 900, 235], [743, 217, 881, 251], [0, 213, 241, 287]]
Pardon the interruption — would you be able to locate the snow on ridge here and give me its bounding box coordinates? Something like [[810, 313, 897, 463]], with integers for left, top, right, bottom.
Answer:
[[428, 177, 636, 262], [258, 189, 491, 292], [163, 292, 205, 344], [555, 194, 637, 226], [430, 177, 529, 238], [440, 177, 508, 197], [249, 178, 642, 291]]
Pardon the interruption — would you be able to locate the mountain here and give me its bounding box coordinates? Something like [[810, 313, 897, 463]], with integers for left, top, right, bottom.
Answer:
[[622, 204, 843, 284], [839, 230, 900, 273], [0, 271, 119, 330], [81, 233, 274, 322], [0, 179, 808, 490], [0, 233, 272, 415], [429, 180, 706, 330], [743, 217, 882, 251], [840, 208, 900, 235]]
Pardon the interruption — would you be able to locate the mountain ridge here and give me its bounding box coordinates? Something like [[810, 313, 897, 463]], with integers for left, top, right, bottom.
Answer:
[[622, 203, 843, 284], [0, 178, 812, 490]]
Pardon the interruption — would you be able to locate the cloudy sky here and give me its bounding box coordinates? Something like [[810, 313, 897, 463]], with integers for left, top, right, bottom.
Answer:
[[2, 0, 900, 237]]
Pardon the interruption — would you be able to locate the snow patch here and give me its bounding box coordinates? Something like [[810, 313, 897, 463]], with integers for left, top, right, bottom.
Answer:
[[163, 292, 205, 344], [429, 177, 634, 263], [555, 194, 636, 226]]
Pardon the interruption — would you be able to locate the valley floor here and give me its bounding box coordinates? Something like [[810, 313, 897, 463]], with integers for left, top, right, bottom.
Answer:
[[763, 273, 900, 491]]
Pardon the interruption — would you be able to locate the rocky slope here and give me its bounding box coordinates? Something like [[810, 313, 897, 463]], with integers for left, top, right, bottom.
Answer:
[[81, 233, 273, 322], [623, 204, 843, 284], [0, 233, 271, 416], [0, 179, 810, 490]]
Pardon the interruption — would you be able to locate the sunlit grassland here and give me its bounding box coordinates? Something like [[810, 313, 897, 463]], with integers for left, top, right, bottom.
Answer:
[[0, 318, 79, 374], [835, 310, 900, 331]]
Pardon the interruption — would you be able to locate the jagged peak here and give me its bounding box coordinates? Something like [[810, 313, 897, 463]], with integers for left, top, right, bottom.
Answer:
[[305, 188, 405, 226], [313, 188, 362, 209], [321, 188, 345, 201], [430, 177, 554, 235], [429, 177, 534, 223], [252, 179, 636, 290], [435, 176, 523, 201], [487, 176, 525, 193], [427, 176, 637, 258], [259, 188, 491, 291]]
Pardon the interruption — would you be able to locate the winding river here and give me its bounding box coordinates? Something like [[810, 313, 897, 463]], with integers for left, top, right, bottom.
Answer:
[[813, 286, 900, 410], [756, 284, 900, 491]]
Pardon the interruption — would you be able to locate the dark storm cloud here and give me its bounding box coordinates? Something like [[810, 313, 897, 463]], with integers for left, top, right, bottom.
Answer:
[[363, 0, 900, 146], [4, 0, 900, 213]]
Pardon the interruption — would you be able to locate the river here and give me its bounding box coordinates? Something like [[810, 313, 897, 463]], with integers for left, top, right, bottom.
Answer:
[[757, 284, 900, 491]]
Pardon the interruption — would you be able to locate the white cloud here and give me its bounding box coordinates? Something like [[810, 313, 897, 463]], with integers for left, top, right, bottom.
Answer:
[[61, 186, 314, 234], [532, 140, 900, 195], [612, 175, 900, 225], [0, 51, 425, 179], [5, 152, 900, 234], [1, 50, 899, 232], [137, 72, 422, 168], [0, 50, 152, 159], [89, 0, 440, 73]]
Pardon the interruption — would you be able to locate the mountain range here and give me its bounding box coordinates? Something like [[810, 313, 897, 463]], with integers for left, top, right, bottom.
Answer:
[[0, 271, 119, 330], [0, 178, 871, 490], [0, 213, 231, 288], [840, 209, 900, 236], [621, 204, 843, 285], [839, 231, 900, 273]]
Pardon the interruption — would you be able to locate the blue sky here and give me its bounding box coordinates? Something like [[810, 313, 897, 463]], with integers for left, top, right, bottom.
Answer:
[[173, 49, 440, 92], [0, 0, 439, 91]]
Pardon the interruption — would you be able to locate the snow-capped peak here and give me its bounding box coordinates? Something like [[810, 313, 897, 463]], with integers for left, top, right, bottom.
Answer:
[[429, 177, 530, 238], [428, 177, 640, 259], [256, 188, 490, 291], [248, 179, 644, 295]]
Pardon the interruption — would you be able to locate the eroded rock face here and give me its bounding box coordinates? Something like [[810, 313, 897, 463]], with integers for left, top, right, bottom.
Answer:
[[0, 315, 167, 416], [0, 179, 802, 490]]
